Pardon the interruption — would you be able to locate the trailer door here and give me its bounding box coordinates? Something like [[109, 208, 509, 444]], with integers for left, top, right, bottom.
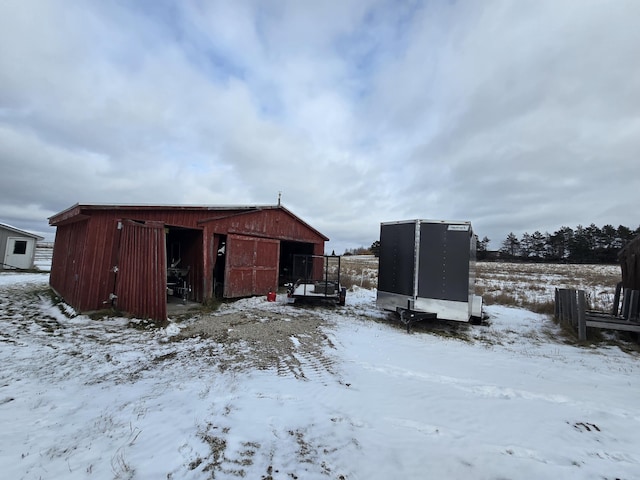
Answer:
[[115, 220, 167, 322], [418, 222, 470, 302], [225, 234, 279, 297], [378, 222, 417, 296]]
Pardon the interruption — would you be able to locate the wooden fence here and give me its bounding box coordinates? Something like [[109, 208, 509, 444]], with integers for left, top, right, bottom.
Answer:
[[555, 287, 640, 340]]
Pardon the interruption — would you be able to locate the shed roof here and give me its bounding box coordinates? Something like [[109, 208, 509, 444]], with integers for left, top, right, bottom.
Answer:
[[48, 203, 329, 241], [0, 222, 44, 240]]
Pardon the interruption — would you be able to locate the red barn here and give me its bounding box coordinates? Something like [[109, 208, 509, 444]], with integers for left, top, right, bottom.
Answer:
[[48, 204, 328, 322]]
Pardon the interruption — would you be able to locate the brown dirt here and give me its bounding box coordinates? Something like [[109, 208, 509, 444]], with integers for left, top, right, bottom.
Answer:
[[178, 305, 340, 380]]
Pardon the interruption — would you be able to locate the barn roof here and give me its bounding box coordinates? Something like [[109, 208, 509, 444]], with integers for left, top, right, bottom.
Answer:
[[48, 203, 329, 241], [0, 222, 44, 240]]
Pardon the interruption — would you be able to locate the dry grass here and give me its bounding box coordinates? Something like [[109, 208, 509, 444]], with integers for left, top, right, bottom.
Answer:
[[340, 256, 621, 314], [338, 255, 379, 290], [475, 261, 620, 312]]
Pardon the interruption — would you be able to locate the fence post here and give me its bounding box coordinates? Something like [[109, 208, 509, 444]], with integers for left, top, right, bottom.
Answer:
[[629, 290, 639, 321], [577, 290, 587, 341], [558, 288, 570, 327], [622, 289, 631, 319], [612, 282, 622, 316], [569, 289, 578, 328], [555, 288, 563, 325]]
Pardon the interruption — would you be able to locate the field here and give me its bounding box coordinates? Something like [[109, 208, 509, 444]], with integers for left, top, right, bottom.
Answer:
[[341, 256, 622, 313], [0, 260, 638, 479], [475, 261, 622, 314]]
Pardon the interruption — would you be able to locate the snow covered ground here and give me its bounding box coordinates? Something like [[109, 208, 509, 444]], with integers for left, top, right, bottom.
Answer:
[[1, 272, 639, 479]]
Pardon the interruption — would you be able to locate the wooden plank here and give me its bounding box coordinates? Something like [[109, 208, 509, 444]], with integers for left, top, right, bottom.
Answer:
[[585, 314, 640, 326], [622, 289, 631, 319], [577, 290, 587, 341], [586, 320, 640, 333], [611, 282, 622, 316], [559, 288, 569, 325], [630, 290, 639, 321], [585, 312, 625, 322]]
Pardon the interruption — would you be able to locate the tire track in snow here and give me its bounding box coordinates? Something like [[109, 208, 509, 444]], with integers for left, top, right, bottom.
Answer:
[[358, 361, 593, 408]]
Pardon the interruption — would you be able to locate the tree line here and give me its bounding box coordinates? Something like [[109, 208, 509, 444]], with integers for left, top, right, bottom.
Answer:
[[477, 224, 640, 264], [348, 224, 639, 264]]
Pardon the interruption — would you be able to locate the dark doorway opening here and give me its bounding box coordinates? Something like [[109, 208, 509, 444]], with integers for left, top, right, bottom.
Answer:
[[213, 234, 227, 298], [165, 226, 203, 304], [279, 241, 314, 286]]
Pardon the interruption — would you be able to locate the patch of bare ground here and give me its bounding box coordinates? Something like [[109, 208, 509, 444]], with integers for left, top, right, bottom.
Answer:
[[178, 306, 340, 380]]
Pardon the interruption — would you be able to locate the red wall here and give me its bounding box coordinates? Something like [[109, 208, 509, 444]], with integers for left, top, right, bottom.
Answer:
[[50, 206, 326, 320]]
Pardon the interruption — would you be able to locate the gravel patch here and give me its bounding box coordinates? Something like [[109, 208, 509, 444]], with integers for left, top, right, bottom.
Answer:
[[178, 303, 340, 380]]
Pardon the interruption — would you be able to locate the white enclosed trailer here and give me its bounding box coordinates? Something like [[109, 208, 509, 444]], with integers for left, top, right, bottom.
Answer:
[[376, 219, 483, 330]]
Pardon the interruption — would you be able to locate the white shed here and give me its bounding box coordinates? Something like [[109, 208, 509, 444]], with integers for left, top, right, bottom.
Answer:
[[0, 222, 44, 270]]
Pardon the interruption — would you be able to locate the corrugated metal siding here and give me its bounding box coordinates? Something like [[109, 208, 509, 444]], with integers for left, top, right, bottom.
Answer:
[[49, 205, 325, 320], [49, 219, 88, 309], [115, 220, 167, 322], [225, 234, 279, 297], [80, 217, 120, 310], [87, 211, 207, 305]]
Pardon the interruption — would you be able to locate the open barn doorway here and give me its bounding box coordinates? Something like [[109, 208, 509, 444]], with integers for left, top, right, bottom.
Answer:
[[165, 226, 203, 306], [279, 241, 315, 286], [213, 234, 227, 298]]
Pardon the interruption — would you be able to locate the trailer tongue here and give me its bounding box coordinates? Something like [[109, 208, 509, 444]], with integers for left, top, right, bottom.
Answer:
[[376, 219, 483, 332]]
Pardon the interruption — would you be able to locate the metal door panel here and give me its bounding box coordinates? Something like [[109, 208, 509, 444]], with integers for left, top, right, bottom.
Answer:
[[225, 234, 279, 297], [115, 220, 167, 321]]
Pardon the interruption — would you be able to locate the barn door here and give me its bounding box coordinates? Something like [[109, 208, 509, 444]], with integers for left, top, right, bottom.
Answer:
[[115, 220, 167, 322], [224, 234, 279, 298]]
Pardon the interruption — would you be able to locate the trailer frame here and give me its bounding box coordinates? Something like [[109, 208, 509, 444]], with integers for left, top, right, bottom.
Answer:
[[287, 254, 347, 305]]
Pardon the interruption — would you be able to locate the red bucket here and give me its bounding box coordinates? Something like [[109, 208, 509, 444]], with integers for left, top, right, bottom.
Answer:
[[266, 291, 277, 302]]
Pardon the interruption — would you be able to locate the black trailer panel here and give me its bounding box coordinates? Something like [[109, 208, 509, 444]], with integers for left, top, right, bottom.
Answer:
[[376, 219, 482, 323], [417, 222, 471, 302], [378, 222, 416, 296]]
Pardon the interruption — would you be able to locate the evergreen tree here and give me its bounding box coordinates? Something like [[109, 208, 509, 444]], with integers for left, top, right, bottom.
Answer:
[[476, 236, 490, 260], [500, 233, 520, 259], [520, 232, 532, 258], [617, 225, 635, 246], [492, 223, 638, 264], [530, 231, 547, 259], [597, 224, 617, 262], [568, 225, 592, 263], [370, 240, 380, 257]]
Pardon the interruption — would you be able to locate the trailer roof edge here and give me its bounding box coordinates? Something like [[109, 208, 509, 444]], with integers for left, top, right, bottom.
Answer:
[[380, 219, 472, 226]]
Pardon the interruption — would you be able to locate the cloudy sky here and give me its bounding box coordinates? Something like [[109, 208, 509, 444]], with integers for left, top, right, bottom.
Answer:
[[1, 0, 639, 253]]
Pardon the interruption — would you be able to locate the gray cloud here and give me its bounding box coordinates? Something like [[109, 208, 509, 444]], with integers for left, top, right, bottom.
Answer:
[[1, 0, 639, 251]]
